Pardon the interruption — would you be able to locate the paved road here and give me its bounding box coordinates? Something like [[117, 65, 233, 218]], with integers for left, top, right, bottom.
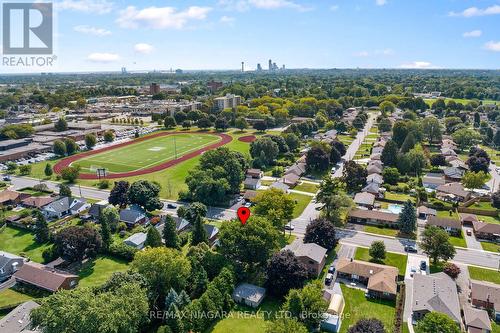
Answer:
[[487, 162, 499, 193]]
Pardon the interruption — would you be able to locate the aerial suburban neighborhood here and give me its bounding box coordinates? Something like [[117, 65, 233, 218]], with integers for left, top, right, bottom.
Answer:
[[0, 1, 500, 333]]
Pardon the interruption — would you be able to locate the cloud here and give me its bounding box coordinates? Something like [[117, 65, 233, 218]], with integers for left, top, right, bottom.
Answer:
[[218, 0, 311, 12], [354, 49, 394, 57], [484, 41, 500, 52], [117, 5, 212, 29], [220, 15, 235, 24], [74, 25, 111, 36], [462, 30, 482, 38], [399, 61, 437, 69], [87, 53, 119, 62], [134, 43, 154, 54], [354, 51, 369, 57], [57, 0, 113, 14], [330, 5, 339, 11], [449, 5, 500, 17], [375, 0, 387, 6]]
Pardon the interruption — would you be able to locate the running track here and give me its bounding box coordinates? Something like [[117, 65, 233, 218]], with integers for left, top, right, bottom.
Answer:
[[53, 131, 233, 180]]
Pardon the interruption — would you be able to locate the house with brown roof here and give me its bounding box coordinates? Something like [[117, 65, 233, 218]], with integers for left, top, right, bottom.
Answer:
[[13, 262, 78, 292], [464, 306, 492, 333], [437, 182, 471, 202], [470, 279, 500, 322], [246, 168, 263, 179], [0, 190, 30, 206], [427, 216, 461, 236], [459, 213, 479, 226], [284, 240, 327, 277], [417, 206, 437, 220], [348, 208, 399, 227], [283, 172, 301, 186], [21, 196, 55, 209], [471, 220, 500, 242], [336, 258, 398, 300]]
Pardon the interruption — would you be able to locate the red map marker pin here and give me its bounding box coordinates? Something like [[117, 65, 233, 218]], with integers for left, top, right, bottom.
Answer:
[[237, 207, 250, 225]]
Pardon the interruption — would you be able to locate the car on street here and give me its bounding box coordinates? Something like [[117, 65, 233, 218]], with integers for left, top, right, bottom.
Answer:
[[166, 203, 177, 209], [3, 176, 11, 181], [284, 223, 295, 231], [325, 273, 333, 285], [244, 202, 252, 208], [420, 260, 427, 271], [328, 266, 336, 274], [404, 245, 418, 253]]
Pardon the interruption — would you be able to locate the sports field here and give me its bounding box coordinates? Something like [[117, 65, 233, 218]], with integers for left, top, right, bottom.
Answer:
[[73, 133, 221, 173]]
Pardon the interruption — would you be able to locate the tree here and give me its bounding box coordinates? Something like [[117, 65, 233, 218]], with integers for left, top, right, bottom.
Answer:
[[60, 166, 80, 183], [31, 281, 149, 333], [235, 117, 248, 131], [145, 227, 162, 248], [34, 211, 49, 243], [430, 154, 447, 166], [494, 130, 500, 148], [400, 132, 416, 153], [381, 140, 399, 167], [461, 171, 490, 190], [420, 226, 456, 263], [379, 100, 396, 114], [130, 247, 191, 301], [254, 188, 295, 229], [162, 215, 179, 249], [54, 118, 68, 132], [343, 161, 367, 192], [85, 133, 97, 150], [415, 312, 460, 333], [191, 215, 207, 246], [250, 137, 279, 168], [266, 318, 308, 333], [164, 116, 176, 128], [266, 250, 308, 297], [19, 164, 31, 176], [53, 226, 103, 262], [348, 319, 385, 333], [282, 281, 328, 330], [127, 180, 163, 211], [53, 139, 66, 156], [197, 117, 213, 130], [214, 118, 228, 131], [378, 117, 392, 133], [218, 216, 281, 272], [58, 183, 72, 197], [316, 176, 353, 223], [443, 262, 461, 279], [64, 138, 79, 155], [306, 146, 330, 173], [382, 167, 400, 185], [99, 211, 111, 250], [452, 128, 481, 150], [101, 206, 120, 232], [253, 121, 267, 132], [331, 140, 347, 156], [397, 201, 417, 234], [406, 145, 427, 175], [492, 190, 500, 209], [44, 163, 53, 177], [392, 121, 409, 147], [109, 181, 130, 208], [422, 117, 442, 144], [369, 241, 386, 262], [282, 133, 300, 151], [304, 218, 337, 250], [103, 130, 115, 142]]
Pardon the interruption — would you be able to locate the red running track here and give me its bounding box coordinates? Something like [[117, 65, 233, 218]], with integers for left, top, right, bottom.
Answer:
[[53, 131, 233, 180]]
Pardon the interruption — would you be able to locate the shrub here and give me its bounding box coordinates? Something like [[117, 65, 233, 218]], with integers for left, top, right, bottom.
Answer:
[[33, 184, 50, 192], [98, 180, 110, 189], [443, 262, 461, 279], [42, 246, 59, 264], [108, 242, 138, 261]]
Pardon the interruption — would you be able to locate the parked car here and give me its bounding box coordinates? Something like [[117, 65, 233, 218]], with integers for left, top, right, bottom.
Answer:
[[404, 245, 418, 253], [325, 273, 333, 285], [244, 202, 252, 208], [166, 203, 177, 209], [284, 223, 295, 231], [328, 266, 336, 274], [466, 229, 472, 236], [3, 176, 11, 181], [420, 261, 427, 271]]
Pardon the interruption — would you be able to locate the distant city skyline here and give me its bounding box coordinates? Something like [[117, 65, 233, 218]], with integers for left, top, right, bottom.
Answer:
[[1, 0, 500, 73]]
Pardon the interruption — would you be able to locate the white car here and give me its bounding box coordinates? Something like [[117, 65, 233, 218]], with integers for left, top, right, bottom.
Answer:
[[284, 223, 295, 231]]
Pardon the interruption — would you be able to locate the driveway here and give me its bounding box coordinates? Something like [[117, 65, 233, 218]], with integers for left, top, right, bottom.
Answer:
[[403, 254, 430, 324], [463, 226, 482, 250]]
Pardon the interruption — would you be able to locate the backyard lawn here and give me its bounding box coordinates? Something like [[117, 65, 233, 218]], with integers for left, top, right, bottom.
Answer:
[[468, 266, 500, 284], [480, 241, 500, 253], [78, 255, 130, 288], [469, 201, 498, 212], [384, 192, 415, 203], [0, 288, 33, 309], [294, 181, 319, 194], [363, 225, 399, 238], [477, 214, 500, 225], [0, 226, 51, 263], [448, 230, 467, 248], [436, 209, 459, 219], [339, 285, 396, 333], [354, 247, 407, 276], [289, 192, 312, 219]]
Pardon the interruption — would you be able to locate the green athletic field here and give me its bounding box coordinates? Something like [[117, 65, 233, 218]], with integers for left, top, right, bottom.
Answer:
[[72, 133, 221, 173]]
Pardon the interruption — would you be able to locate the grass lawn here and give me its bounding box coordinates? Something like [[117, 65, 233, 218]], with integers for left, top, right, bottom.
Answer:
[[293, 181, 319, 194], [436, 209, 459, 219], [289, 192, 312, 219], [339, 285, 396, 333], [0, 288, 33, 309], [208, 298, 281, 333], [492, 322, 500, 333], [449, 230, 467, 248], [470, 201, 498, 212], [468, 266, 500, 284], [363, 225, 399, 238], [384, 192, 415, 203], [478, 214, 500, 225], [0, 226, 51, 263], [354, 247, 407, 276], [480, 241, 500, 253], [78, 255, 130, 288]]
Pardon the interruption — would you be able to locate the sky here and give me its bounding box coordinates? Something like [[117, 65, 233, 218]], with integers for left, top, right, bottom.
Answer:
[[1, 0, 500, 73]]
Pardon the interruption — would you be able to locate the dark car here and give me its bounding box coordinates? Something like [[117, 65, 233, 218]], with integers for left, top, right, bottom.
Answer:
[[166, 203, 177, 209], [404, 245, 418, 253], [325, 273, 333, 285], [328, 266, 336, 274], [3, 176, 11, 181], [420, 261, 427, 271]]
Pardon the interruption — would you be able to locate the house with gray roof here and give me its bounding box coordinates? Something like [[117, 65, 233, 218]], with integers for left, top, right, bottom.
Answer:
[[284, 240, 327, 276], [119, 205, 148, 226], [464, 306, 492, 333], [41, 197, 89, 219], [444, 167, 465, 182], [0, 251, 24, 282], [233, 283, 266, 308], [362, 182, 381, 196], [0, 300, 40, 333], [124, 232, 147, 249], [411, 272, 461, 325], [354, 192, 375, 208]]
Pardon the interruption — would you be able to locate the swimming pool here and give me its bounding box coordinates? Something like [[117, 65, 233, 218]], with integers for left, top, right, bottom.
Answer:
[[387, 204, 403, 214]]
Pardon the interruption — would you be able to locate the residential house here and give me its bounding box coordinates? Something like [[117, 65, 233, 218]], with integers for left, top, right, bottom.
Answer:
[[41, 197, 90, 219], [464, 306, 492, 333], [441, 147, 457, 157], [283, 172, 301, 187], [269, 181, 290, 193], [367, 173, 383, 185], [119, 205, 148, 227], [354, 192, 375, 208], [372, 146, 384, 155], [427, 216, 461, 235], [0, 251, 24, 282], [437, 182, 471, 202], [232, 283, 266, 308], [21, 196, 55, 209], [422, 173, 446, 190], [472, 220, 500, 242], [459, 213, 479, 226], [284, 241, 327, 277], [370, 153, 381, 161], [246, 168, 263, 179], [88, 200, 110, 220], [336, 258, 398, 300], [348, 208, 399, 227], [155, 216, 191, 237], [243, 190, 257, 202], [470, 279, 500, 322], [13, 262, 79, 292], [417, 206, 437, 220], [411, 272, 461, 325], [444, 167, 465, 182], [204, 224, 220, 246], [361, 182, 381, 196], [442, 139, 457, 150], [367, 164, 383, 175], [124, 232, 147, 249], [0, 190, 30, 206], [0, 300, 40, 333], [449, 159, 469, 170], [285, 162, 306, 177], [244, 177, 261, 190]]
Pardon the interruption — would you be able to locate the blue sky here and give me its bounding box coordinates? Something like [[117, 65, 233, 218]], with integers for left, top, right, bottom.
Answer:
[[3, 0, 500, 72]]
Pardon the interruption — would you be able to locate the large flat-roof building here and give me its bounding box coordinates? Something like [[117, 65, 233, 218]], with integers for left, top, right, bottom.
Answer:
[[214, 94, 241, 111]]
